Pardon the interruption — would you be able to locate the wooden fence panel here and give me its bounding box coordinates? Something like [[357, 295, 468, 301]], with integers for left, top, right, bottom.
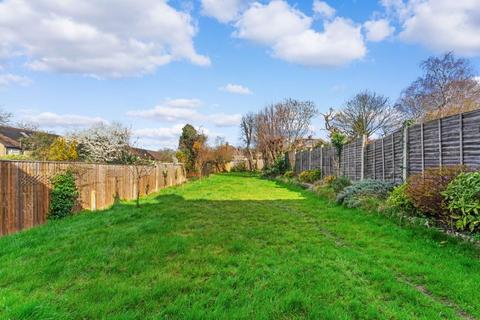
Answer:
[[463, 111, 480, 167], [0, 161, 186, 236], [292, 109, 480, 181]]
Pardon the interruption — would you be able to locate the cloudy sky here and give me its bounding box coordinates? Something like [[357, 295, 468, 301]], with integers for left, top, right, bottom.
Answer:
[[1, 0, 480, 149]]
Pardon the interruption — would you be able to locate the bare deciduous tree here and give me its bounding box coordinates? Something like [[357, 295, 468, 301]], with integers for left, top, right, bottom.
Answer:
[[240, 113, 255, 169], [276, 98, 317, 150], [128, 158, 155, 208], [16, 121, 39, 131], [321, 108, 337, 133], [253, 99, 317, 164], [397, 52, 480, 121], [333, 90, 402, 139], [0, 107, 12, 125]]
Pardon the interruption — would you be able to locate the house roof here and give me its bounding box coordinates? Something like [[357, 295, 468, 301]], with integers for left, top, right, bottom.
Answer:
[[129, 147, 165, 161], [0, 126, 36, 149]]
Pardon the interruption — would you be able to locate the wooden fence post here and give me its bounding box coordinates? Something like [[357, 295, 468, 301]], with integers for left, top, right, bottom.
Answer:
[[421, 123, 425, 174], [353, 139, 358, 180], [438, 119, 442, 167], [299, 151, 303, 172], [347, 144, 350, 179], [309, 149, 312, 170], [391, 134, 395, 182], [361, 135, 366, 180], [381, 138, 385, 180], [90, 190, 96, 211], [293, 151, 296, 172], [373, 142, 376, 180], [403, 126, 408, 181], [320, 146, 323, 177], [459, 113, 464, 165]]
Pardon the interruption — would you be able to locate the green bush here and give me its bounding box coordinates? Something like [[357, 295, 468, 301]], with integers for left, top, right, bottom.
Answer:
[[284, 170, 295, 178], [354, 195, 386, 212], [330, 176, 351, 193], [313, 185, 336, 202], [385, 183, 417, 215], [299, 169, 321, 183], [231, 162, 248, 172], [336, 179, 395, 209], [323, 175, 336, 185], [262, 156, 288, 177], [49, 170, 79, 219], [443, 172, 480, 231]]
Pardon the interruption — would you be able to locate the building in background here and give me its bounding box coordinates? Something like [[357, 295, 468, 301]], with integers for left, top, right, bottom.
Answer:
[[0, 126, 36, 156]]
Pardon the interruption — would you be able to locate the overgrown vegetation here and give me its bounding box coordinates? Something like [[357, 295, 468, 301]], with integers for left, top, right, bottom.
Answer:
[[385, 183, 417, 216], [306, 163, 480, 236], [298, 169, 321, 183], [329, 176, 351, 194], [262, 155, 288, 177], [283, 170, 295, 178], [48, 170, 79, 219], [231, 162, 248, 172], [336, 180, 394, 209], [443, 172, 480, 231], [406, 166, 467, 217]]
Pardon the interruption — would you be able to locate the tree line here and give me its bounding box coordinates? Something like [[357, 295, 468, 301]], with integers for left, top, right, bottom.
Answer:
[[240, 52, 480, 168]]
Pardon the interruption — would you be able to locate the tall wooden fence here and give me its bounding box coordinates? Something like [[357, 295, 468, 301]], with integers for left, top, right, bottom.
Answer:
[[0, 161, 186, 236], [293, 109, 480, 182]]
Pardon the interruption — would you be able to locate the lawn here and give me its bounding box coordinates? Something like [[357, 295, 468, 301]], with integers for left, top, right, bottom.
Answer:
[[1, 174, 480, 319]]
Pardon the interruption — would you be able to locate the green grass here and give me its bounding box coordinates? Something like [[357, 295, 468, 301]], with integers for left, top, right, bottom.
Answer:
[[1, 174, 480, 319]]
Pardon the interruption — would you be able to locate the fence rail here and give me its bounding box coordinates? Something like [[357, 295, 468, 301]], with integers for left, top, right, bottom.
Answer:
[[0, 161, 186, 236], [293, 109, 480, 181]]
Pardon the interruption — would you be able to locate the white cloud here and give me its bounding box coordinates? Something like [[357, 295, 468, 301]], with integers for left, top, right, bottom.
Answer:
[[21, 112, 108, 128], [0, 74, 31, 87], [383, 0, 480, 55], [0, 0, 209, 78], [363, 19, 394, 42], [235, 1, 312, 45], [164, 98, 202, 108], [127, 100, 241, 127], [220, 83, 253, 95], [201, 0, 249, 23], [133, 124, 184, 149], [313, 0, 336, 19], [127, 106, 200, 122], [134, 124, 184, 140], [234, 1, 366, 66], [273, 18, 366, 66]]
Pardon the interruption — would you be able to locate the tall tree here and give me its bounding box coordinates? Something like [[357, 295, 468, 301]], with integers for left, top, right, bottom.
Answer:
[[397, 52, 480, 121], [177, 124, 207, 176], [276, 98, 317, 150], [333, 90, 401, 139], [48, 137, 78, 161], [253, 99, 317, 163], [240, 113, 255, 169]]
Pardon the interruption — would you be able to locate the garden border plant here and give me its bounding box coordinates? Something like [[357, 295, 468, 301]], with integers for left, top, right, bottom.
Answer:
[[443, 171, 480, 232], [49, 169, 79, 219]]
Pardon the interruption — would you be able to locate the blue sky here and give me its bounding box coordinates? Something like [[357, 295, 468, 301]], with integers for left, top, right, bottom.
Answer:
[[1, 0, 479, 149]]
